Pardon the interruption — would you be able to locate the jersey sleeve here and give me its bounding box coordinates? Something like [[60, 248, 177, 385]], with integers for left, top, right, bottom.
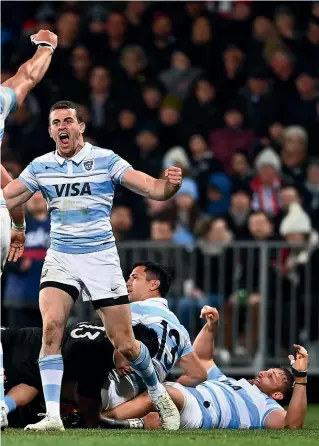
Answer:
[[180, 336, 194, 357], [261, 396, 285, 426], [19, 162, 39, 193], [0, 86, 17, 119], [207, 365, 227, 381], [107, 151, 132, 185]]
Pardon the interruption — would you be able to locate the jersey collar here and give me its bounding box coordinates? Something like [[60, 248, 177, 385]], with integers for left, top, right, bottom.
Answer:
[[54, 142, 92, 166]]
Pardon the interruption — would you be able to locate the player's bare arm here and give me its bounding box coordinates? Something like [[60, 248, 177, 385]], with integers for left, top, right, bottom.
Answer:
[[192, 306, 220, 370], [1, 166, 26, 262], [121, 167, 182, 201], [3, 179, 33, 211], [3, 30, 57, 107], [264, 345, 308, 430], [175, 352, 207, 386]]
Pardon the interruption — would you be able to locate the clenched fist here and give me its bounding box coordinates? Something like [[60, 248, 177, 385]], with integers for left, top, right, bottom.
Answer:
[[164, 166, 182, 188], [200, 305, 219, 330], [289, 344, 309, 373], [30, 29, 58, 50]]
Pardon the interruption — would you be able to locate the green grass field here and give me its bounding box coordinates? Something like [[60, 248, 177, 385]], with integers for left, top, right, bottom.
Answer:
[[2, 405, 319, 446]]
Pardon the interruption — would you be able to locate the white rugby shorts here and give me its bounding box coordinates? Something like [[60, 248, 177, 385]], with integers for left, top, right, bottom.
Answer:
[[40, 246, 128, 307], [166, 382, 203, 429]]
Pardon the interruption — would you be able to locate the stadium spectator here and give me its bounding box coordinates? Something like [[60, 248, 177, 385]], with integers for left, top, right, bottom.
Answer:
[[301, 158, 319, 231], [223, 185, 252, 240], [230, 151, 254, 189], [158, 48, 203, 100], [111, 206, 134, 242], [209, 103, 256, 174], [251, 147, 282, 216], [205, 173, 232, 217], [179, 217, 234, 334], [281, 126, 308, 184]]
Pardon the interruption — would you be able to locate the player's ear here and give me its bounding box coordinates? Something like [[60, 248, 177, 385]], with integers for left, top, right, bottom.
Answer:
[[48, 126, 53, 138], [150, 280, 160, 291], [271, 391, 284, 401], [79, 122, 86, 134]]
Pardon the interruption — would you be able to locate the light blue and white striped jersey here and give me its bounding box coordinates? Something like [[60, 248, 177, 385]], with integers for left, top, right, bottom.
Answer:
[[19, 143, 132, 254], [0, 86, 17, 207], [186, 365, 284, 429], [130, 298, 193, 381]]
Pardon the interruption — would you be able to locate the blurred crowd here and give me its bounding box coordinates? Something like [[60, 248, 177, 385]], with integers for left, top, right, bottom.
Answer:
[[1, 1, 319, 359]]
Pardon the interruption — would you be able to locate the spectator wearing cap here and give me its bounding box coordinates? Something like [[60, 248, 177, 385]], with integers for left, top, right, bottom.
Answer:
[[223, 185, 252, 240], [206, 172, 232, 217], [80, 5, 109, 64], [251, 147, 282, 216], [172, 178, 201, 245], [145, 11, 176, 73], [279, 202, 319, 349], [209, 102, 256, 174], [281, 126, 308, 184], [158, 48, 203, 100], [182, 76, 221, 137], [188, 134, 223, 210], [301, 158, 319, 231], [163, 146, 190, 176], [274, 185, 302, 233], [158, 95, 185, 150], [238, 65, 279, 137]]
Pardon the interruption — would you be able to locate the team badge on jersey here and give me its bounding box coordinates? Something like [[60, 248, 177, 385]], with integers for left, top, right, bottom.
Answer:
[[83, 160, 94, 171]]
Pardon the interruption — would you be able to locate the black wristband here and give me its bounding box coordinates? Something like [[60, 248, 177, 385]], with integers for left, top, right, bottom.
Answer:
[[294, 382, 307, 387], [291, 368, 307, 378]]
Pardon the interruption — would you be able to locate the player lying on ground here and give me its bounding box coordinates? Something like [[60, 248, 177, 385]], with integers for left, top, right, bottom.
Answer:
[[0, 28, 58, 430], [101, 306, 308, 430], [4, 100, 182, 431], [1, 322, 158, 428]]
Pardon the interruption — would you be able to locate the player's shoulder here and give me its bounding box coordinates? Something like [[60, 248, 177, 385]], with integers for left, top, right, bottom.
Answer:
[[90, 144, 116, 159], [29, 151, 56, 166]]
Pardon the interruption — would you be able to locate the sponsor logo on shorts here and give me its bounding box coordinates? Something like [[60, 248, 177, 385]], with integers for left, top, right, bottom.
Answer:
[[41, 268, 48, 278], [111, 285, 120, 292], [83, 159, 94, 171]]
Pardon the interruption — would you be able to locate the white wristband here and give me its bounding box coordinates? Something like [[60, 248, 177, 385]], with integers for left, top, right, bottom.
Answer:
[[12, 220, 26, 232]]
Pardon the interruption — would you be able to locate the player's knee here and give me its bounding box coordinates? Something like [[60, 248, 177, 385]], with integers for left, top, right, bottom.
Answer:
[[42, 320, 63, 346]]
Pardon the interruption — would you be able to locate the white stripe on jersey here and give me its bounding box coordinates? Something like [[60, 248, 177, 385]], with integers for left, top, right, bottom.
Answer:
[[130, 298, 193, 381], [19, 143, 132, 254], [0, 86, 17, 207]]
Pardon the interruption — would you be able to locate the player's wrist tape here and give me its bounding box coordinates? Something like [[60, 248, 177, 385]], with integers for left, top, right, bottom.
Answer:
[[128, 418, 144, 429], [36, 42, 55, 52], [291, 367, 307, 378], [294, 376, 307, 385], [11, 220, 26, 231]]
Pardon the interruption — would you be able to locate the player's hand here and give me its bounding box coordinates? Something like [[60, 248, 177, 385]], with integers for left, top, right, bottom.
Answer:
[[164, 167, 182, 188], [8, 230, 25, 262], [143, 412, 161, 430], [30, 30, 58, 50], [200, 305, 219, 330], [288, 344, 309, 373]]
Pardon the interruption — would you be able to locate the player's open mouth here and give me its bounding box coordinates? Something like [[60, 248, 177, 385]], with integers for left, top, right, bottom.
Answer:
[[59, 132, 69, 146]]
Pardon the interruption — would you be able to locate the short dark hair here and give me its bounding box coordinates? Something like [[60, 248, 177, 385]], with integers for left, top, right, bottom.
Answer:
[[279, 367, 294, 406], [132, 323, 159, 357], [49, 101, 84, 123], [132, 261, 172, 298]]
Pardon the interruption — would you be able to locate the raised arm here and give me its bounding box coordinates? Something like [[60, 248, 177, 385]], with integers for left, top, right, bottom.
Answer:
[[121, 167, 182, 201], [264, 345, 308, 430], [176, 351, 207, 387], [3, 30, 57, 107], [193, 306, 219, 370]]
